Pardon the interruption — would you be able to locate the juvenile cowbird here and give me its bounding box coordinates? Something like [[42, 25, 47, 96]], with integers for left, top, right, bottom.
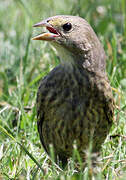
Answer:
[[32, 15, 114, 166]]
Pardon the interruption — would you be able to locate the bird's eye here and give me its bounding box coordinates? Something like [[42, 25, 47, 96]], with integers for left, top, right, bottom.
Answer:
[[62, 23, 72, 31]]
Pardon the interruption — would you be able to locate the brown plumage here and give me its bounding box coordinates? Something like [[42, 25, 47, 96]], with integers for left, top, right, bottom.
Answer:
[[32, 15, 114, 166]]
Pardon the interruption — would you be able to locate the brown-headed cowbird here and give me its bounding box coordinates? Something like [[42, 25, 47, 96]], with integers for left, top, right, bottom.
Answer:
[[32, 15, 114, 166]]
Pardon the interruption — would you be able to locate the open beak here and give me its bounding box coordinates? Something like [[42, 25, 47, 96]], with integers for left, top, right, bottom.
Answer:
[[32, 20, 60, 41]]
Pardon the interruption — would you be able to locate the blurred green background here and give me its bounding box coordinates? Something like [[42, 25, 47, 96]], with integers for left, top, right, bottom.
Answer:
[[0, 0, 126, 179]]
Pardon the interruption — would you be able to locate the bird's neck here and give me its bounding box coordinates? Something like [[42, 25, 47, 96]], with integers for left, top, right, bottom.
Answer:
[[52, 42, 106, 75], [59, 52, 106, 76]]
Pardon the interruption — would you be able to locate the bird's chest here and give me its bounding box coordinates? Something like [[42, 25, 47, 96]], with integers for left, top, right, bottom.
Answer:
[[39, 67, 104, 122], [43, 68, 89, 106], [37, 66, 113, 156]]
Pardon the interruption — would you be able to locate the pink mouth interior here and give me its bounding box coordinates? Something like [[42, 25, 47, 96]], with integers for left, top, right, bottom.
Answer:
[[46, 26, 58, 34]]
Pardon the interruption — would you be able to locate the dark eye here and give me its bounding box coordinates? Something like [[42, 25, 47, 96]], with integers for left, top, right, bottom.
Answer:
[[62, 23, 72, 31]]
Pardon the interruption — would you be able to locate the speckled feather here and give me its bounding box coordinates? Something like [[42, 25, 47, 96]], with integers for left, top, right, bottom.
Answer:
[[37, 64, 114, 163]]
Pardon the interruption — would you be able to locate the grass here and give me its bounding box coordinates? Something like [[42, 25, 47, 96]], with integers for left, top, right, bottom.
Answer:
[[0, 0, 126, 179]]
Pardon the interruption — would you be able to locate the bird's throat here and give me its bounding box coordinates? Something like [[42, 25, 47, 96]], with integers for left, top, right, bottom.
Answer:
[[51, 42, 77, 66]]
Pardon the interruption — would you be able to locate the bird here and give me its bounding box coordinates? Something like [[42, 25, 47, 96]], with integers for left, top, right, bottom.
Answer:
[[32, 15, 114, 167]]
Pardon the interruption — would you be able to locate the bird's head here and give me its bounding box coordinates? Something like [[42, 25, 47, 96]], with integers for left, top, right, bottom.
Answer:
[[32, 15, 106, 73]]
